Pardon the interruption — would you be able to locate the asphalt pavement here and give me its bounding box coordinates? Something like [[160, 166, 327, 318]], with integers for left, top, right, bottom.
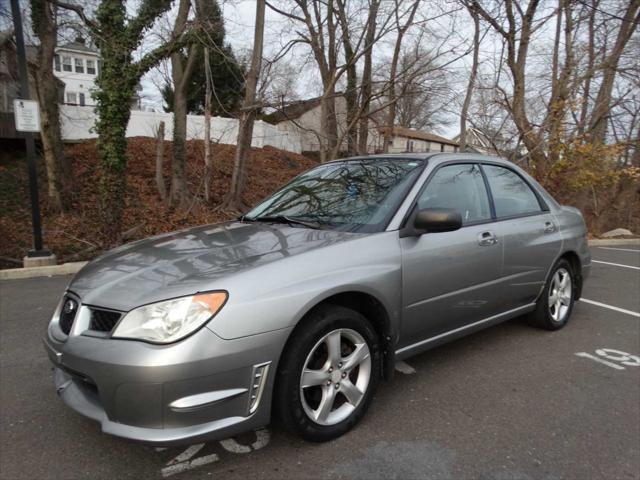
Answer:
[[1, 244, 638, 479]]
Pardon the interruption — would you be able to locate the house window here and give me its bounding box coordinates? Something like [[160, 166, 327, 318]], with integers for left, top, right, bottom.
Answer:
[[406, 140, 414, 152], [75, 58, 84, 73], [66, 92, 77, 105], [54, 54, 60, 71], [79, 93, 85, 106], [86, 59, 96, 75], [62, 56, 72, 72]]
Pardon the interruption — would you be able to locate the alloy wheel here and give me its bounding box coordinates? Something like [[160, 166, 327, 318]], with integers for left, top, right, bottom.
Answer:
[[299, 328, 372, 426], [548, 267, 572, 322]]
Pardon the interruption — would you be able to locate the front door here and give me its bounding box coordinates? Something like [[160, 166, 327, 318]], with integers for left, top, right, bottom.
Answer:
[[398, 163, 504, 351]]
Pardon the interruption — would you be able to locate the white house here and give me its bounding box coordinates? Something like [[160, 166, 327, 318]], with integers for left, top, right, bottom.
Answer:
[[378, 126, 459, 154], [453, 127, 501, 155], [53, 37, 143, 109], [265, 95, 381, 154], [265, 95, 458, 155], [53, 38, 100, 107]]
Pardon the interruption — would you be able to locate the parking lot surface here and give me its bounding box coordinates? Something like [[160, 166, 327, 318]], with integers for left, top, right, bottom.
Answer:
[[1, 244, 639, 479]]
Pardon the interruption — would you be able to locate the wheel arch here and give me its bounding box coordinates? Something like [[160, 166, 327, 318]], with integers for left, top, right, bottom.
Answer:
[[280, 289, 396, 382], [543, 250, 583, 300], [558, 250, 583, 299]]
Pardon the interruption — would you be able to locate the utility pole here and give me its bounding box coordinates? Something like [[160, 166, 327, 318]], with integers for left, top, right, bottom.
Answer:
[[10, 0, 56, 266]]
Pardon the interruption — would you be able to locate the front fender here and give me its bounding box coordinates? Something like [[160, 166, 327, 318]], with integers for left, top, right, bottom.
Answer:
[[206, 232, 403, 341]]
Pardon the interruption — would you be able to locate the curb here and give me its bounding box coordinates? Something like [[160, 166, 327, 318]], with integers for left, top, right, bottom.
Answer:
[[588, 238, 640, 246], [0, 261, 88, 281]]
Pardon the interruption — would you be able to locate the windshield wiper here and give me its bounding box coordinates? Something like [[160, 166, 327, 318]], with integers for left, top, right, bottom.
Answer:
[[243, 215, 325, 230]]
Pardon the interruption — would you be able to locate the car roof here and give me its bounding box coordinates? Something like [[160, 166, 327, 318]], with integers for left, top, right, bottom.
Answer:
[[327, 152, 514, 167]]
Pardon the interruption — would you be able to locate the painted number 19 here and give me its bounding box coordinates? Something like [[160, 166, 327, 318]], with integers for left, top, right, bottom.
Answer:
[[575, 348, 640, 370]]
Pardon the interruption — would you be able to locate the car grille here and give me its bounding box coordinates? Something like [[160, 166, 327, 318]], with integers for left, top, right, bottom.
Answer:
[[59, 296, 79, 335], [89, 308, 122, 332]]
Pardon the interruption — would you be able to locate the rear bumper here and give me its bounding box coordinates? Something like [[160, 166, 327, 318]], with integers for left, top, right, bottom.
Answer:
[[44, 325, 292, 446]]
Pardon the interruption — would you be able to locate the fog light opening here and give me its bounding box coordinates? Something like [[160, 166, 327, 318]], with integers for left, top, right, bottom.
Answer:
[[248, 362, 271, 414]]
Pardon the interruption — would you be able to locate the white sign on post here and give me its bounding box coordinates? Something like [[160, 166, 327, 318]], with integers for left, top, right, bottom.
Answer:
[[13, 99, 41, 132]]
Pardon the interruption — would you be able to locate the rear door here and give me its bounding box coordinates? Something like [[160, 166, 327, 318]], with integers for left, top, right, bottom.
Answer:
[[398, 163, 504, 350], [481, 163, 562, 308]]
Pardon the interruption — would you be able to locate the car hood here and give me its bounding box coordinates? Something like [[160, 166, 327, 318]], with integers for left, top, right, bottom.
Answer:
[[69, 221, 361, 311]]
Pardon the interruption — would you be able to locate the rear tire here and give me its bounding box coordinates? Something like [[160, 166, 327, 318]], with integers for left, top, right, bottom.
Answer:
[[528, 258, 575, 330], [274, 304, 381, 442]]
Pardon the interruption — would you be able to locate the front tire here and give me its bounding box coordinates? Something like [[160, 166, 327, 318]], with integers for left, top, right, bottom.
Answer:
[[274, 305, 381, 442], [528, 258, 575, 330]]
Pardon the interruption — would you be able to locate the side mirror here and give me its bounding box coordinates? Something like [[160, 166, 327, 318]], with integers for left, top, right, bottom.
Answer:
[[413, 207, 462, 233]]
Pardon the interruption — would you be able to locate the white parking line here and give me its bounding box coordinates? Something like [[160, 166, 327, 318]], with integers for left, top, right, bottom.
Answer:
[[591, 260, 640, 271], [596, 247, 640, 253], [580, 298, 640, 318]]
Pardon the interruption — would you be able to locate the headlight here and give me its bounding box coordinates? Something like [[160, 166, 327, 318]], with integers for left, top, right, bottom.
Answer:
[[112, 291, 228, 344]]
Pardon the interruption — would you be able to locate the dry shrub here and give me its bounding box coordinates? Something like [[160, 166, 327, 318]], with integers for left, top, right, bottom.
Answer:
[[542, 141, 640, 235]]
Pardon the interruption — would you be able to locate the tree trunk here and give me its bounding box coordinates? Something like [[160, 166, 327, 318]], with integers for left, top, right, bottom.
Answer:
[[169, 0, 198, 207], [203, 48, 213, 202], [459, 6, 480, 152], [383, 0, 420, 153], [95, 102, 132, 247], [358, 1, 379, 155], [170, 76, 191, 207], [336, 0, 358, 156], [225, 0, 265, 210], [155, 121, 167, 201], [30, 0, 71, 212]]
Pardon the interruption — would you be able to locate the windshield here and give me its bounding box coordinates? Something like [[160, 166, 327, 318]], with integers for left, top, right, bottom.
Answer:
[[245, 158, 425, 233]]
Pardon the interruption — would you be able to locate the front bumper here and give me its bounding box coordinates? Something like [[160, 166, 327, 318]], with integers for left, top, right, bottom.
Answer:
[[44, 320, 292, 446]]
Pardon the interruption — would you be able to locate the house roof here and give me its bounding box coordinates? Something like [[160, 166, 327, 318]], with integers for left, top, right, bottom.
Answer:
[[58, 40, 99, 55], [453, 127, 508, 156], [263, 96, 323, 124], [0, 30, 39, 65], [379, 126, 458, 146]]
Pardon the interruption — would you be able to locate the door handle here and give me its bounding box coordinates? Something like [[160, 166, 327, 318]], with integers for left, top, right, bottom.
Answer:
[[544, 221, 556, 233], [478, 231, 497, 246]]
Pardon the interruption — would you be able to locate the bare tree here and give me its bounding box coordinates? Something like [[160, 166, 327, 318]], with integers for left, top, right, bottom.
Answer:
[[587, 0, 639, 144], [155, 120, 167, 201], [30, 0, 71, 212], [357, 0, 380, 154], [267, 0, 398, 161], [224, 0, 265, 211], [459, 2, 480, 152], [203, 46, 213, 201], [382, 0, 420, 152], [168, 0, 199, 207]]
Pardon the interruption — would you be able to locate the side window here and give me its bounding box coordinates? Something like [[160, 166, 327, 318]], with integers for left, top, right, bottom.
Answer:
[[74, 58, 84, 73], [417, 163, 492, 225], [86, 59, 96, 75], [483, 165, 542, 218]]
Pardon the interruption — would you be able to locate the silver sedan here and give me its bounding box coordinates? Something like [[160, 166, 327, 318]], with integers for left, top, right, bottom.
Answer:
[[44, 153, 590, 445]]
